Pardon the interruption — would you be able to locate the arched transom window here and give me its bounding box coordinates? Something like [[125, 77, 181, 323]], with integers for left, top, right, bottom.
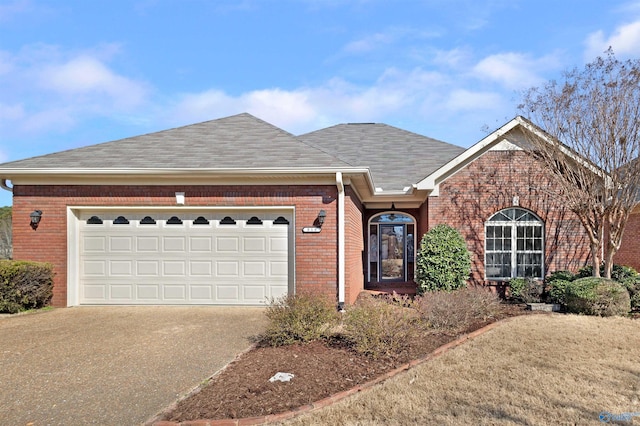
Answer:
[[485, 208, 544, 280], [368, 212, 416, 283]]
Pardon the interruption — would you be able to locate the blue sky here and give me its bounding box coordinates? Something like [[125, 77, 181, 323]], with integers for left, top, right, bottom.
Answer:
[[2, 0, 640, 207]]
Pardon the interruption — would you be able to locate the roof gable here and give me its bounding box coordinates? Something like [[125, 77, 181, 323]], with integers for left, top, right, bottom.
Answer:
[[0, 113, 351, 170], [298, 123, 464, 191]]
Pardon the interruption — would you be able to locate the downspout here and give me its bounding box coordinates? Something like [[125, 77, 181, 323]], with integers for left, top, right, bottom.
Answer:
[[336, 172, 346, 311], [0, 179, 12, 193]]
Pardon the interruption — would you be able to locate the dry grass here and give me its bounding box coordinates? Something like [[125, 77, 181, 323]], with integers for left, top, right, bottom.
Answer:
[[280, 314, 640, 425]]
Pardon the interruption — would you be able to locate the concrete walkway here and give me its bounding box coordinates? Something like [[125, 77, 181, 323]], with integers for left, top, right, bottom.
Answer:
[[0, 306, 267, 425]]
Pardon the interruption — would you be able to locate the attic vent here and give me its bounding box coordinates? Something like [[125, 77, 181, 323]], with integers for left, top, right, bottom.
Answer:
[[113, 216, 130, 225], [193, 216, 210, 225], [87, 216, 103, 225], [247, 216, 263, 225], [167, 216, 183, 225], [140, 216, 156, 225], [347, 122, 375, 125], [274, 216, 290, 225], [220, 216, 236, 225]]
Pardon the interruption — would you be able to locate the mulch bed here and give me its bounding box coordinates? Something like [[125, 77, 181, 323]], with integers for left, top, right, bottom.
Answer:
[[161, 304, 529, 422]]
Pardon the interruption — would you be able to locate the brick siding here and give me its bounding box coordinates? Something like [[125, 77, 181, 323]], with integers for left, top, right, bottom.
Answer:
[[614, 209, 640, 271], [427, 150, 591, 288], [12, 184, 342, 307]]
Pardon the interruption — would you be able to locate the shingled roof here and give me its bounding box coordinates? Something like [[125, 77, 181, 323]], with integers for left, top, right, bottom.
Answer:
[[298, 123, 465, 190], [0, 113, 351, 170], [0, 113, 466, 192]]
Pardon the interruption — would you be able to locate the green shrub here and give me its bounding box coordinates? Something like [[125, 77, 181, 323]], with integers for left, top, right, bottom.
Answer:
[[564, 277, 630, 316], [0, 260, 54, 313], [545, 270, 576, 284], [621, 276, 640, 311], [343, 295, 420, 359], [576, 264, 638, 281], [508, 277, 545, 303], [260, 294, 338, 346], [415, 224, 471, 294], [412, 287, 502, 332], [547, 279, 572, 305]]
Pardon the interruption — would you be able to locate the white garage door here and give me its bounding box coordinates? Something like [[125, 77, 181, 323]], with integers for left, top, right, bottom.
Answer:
[[78, 211, 290, 305]]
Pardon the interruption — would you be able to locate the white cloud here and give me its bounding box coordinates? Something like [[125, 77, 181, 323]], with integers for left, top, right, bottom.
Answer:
[[472, 52, 559, 90], [0, 0, 32, 22], [0, 45, 150, 137], [445, 89, 503, 111], [585, 20, 640, 59], [41, 56, 148, 108]]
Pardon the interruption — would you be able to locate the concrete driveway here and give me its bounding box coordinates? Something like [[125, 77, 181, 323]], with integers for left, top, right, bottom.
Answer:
[[0, 306, 267, 425]]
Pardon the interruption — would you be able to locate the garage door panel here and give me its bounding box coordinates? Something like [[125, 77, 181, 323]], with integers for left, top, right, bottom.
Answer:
[[217, 261, 239, 276], [110, 285, 133, 299], [110, 260, 133, 276], [217, 285, 239, 301], [163, 285, 187, 300], [163, 261, 186, 276], [243, 261, 266, 277], [190, 261, 213, 276], [84, 236, 106, 252], [83, 260, 106, 276], [216, 236, 239, 252], [163, 236, 187, 252], [79, 212, 290, 305], [243, 237, 266, 252], [137, 261, 159, 276], [137, 285, 160, 300], [137, 236, 160, 252]]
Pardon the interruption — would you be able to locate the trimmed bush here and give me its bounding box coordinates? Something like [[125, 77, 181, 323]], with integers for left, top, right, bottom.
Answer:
[[412, 287, 502, 332], [343, 294, 420, 359], [564, 277, 630, 316], [621, 276, 640, 311], [576, 264, 639, 281], [508, 277, 544, 303], [547, 279, 572, 305], [260, 294, 338, 346], [0, 260, 54, 313], [415, 224, 471, 293]]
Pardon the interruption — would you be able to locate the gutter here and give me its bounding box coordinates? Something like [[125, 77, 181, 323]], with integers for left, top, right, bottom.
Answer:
[[0, 179, 12, 193], [336, 172, 345, 311]]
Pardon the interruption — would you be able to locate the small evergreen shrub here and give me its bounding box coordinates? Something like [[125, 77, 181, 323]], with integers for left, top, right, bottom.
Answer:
[[0, 260, 54, 313], [415, 224, 471, 294], [576, 264, 638, 281], [260, 294, 338, 346], [412, 287, 501, 332], [547, 279, 572, 305], [508, 277, 545, 303], [343, 295, 420, 359], [621, 276, 640, 311], [564, 277, 630, 316]]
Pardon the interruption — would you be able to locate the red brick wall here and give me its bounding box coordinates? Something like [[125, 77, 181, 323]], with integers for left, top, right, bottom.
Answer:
[[614, 210, 640, 271], [12, 184, 339, 307], [344, 186, 364, 304], [427, 150, 591, 287]]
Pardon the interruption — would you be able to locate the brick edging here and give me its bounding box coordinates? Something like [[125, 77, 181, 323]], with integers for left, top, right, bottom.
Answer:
[[151, 317, 516, 426]]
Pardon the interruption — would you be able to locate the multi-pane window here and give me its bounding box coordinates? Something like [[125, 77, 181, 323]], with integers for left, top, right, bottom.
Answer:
[[485, 208, 544, 280]]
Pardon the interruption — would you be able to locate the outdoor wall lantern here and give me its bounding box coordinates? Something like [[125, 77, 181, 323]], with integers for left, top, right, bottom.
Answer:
[[30, 210, 42, 230], [316, 210, 327, 227]]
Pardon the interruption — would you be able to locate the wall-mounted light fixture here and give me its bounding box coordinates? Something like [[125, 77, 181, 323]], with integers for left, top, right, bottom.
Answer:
[[175, 192, 185, 205], [30, 210, 42, 230], [317, 210, 326, 227], [389, 202, 397, 221]]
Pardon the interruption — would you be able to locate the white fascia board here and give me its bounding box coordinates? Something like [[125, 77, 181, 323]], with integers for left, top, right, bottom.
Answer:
[[416, 117, 522, 191], [3, 167, 375, 186]]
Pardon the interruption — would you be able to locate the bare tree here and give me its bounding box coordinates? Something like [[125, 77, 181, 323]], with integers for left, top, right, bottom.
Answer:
[[518, 49, 640, 278], [0, 207, 11, 259]]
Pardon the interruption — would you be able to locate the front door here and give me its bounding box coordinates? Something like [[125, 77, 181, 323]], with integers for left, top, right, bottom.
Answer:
[[368, 213, 415, 283]]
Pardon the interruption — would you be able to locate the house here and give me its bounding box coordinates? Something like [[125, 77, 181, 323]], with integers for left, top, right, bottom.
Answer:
[[0, 113, 593, 308]]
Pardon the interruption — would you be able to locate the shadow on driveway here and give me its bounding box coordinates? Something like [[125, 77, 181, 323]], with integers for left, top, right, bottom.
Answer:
[[0, 306, 267, 425]]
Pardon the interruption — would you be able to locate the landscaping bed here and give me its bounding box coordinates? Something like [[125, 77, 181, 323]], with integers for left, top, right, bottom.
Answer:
[[160, 302, 528, 422]]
